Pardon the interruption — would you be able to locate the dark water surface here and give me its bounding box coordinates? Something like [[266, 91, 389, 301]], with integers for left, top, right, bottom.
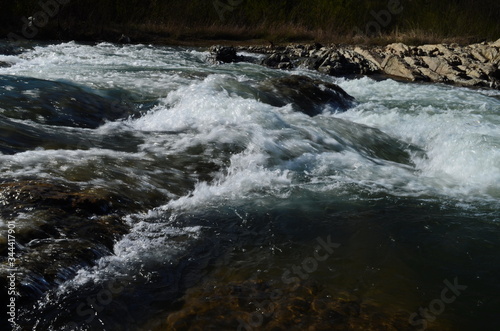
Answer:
[[0, 41, 499, 330]]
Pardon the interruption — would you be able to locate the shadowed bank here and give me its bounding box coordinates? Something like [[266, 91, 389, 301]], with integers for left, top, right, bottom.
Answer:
[[1, 0, 499, 45]]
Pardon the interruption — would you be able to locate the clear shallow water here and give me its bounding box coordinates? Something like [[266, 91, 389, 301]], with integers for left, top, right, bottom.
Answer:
[[0, 41, 499, 330]]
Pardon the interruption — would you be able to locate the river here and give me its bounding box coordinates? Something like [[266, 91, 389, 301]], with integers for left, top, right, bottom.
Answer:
[[0, 41, 499, 330]]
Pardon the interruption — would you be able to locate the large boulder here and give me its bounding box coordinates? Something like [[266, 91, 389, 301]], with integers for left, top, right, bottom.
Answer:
[[208, 45, 243, 64], [257, 75, 355, 116]]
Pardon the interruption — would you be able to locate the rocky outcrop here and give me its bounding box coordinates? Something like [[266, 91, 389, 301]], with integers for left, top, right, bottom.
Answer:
[[354, 42, 500, 87], [245, 44, 378, 75], [233, 39, 500, 89]]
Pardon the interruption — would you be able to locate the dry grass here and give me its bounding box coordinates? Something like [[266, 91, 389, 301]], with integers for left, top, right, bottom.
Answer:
[[121, 22, 494, 47], [2, 0, 498, 46]]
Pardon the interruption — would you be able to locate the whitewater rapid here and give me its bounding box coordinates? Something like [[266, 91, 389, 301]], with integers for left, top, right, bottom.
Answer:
[[1, 41, 499, 330]]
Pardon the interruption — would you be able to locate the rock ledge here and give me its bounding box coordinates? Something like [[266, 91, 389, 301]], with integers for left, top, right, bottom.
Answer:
[[229, 40, 500, 89]]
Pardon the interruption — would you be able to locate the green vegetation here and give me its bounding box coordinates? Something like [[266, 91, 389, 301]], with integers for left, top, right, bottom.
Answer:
[[1, 0, 499, 45]]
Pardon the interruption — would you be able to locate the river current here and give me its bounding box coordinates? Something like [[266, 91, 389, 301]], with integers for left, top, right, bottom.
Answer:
[[0, 41, 499, 330]]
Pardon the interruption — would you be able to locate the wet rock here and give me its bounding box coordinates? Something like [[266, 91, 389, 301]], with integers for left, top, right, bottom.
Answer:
[[326, 117, 424, 166], [0, 180, 133, 300], [0, 75, 137, 129], [0, 61, 12, 68], [208, 45, 243, 64], [0, 44, 23, 56], [317, 49, 378, 76], [298, 57, 323, 70], [118, 34, 131, 44], [257, 75, 355, 116], [261, 53, 293, 69], [0, 113, 145, 155], [318, 53, 352, 75]]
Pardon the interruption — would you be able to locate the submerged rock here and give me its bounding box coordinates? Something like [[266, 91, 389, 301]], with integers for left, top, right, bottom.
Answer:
[[258, 75, 355, 116], [0, 75, 137, 129], [159, 278, 424, 331]]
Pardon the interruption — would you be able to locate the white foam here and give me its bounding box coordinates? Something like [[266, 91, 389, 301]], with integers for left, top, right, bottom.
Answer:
[[0, 42, 205, 96], [128, 71, 500, 209], [336, 77, 500, 201], [8, 44, 498, 311], [2, 42, 499, 206]]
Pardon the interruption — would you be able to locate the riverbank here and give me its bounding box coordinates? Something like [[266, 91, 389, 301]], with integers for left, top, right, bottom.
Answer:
[[206, 40, 500, 89]]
